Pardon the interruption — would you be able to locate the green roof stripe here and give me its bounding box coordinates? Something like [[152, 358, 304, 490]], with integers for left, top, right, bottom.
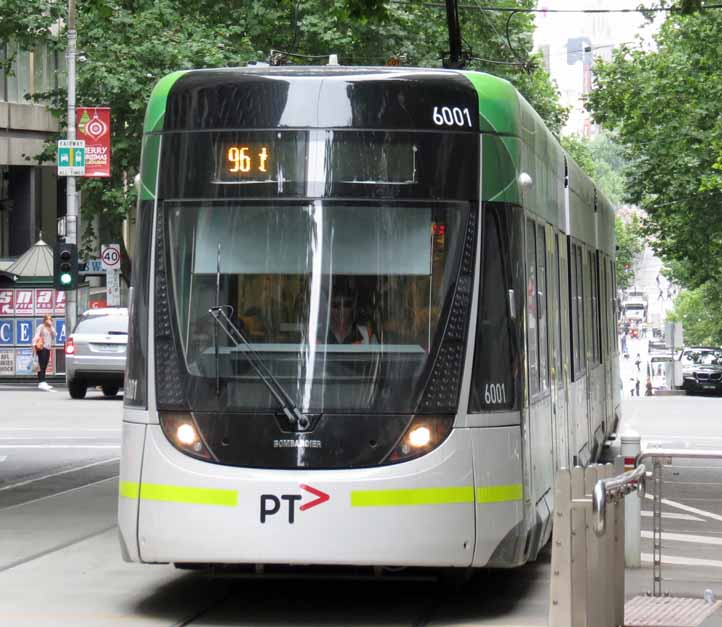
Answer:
[[143, 70, 188, 134]]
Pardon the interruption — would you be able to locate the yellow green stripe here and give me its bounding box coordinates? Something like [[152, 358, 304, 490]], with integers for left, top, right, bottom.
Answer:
[[119, 481, 139, 499], [119, 481, 237, 507], [476, 484, 523, 503], [351, 486, 474, 507]]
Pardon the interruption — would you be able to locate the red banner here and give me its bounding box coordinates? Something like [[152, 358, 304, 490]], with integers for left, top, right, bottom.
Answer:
[[77, 107, 111, 178], [0, 290, 13, 316], [14, 289, 34, 315], [54, 290, 66, 316], [35, 289, 54, 315]]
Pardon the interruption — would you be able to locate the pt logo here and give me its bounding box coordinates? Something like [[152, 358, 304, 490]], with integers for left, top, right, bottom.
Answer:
[[260, 484, 330, 524]]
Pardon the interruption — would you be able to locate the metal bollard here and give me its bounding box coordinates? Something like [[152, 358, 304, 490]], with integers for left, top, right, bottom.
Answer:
[[621, 432, 642, 567]]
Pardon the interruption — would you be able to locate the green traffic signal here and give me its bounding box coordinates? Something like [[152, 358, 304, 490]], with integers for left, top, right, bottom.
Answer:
[[53, 242, 78, 290]]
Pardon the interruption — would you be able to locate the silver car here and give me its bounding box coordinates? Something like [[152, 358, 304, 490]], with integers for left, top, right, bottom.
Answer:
[[64, 307, 128, 399]]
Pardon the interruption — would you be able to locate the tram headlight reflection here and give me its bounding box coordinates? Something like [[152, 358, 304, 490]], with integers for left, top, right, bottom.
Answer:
[[386, 416, 454, 464], [159, 412, 214, 460]]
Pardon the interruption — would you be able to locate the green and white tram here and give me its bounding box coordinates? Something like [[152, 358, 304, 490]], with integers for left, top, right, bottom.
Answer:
[[119, 67, 619, 572]]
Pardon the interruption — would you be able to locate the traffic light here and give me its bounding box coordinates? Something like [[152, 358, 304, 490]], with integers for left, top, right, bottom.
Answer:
[[53, 242, 78, 290]]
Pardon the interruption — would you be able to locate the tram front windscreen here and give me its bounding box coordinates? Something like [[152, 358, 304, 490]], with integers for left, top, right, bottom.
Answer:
[[165, 199, 470, 414]]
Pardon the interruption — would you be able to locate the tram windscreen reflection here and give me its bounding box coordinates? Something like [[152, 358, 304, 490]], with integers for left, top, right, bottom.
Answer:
[[165, 200, 468, 413]]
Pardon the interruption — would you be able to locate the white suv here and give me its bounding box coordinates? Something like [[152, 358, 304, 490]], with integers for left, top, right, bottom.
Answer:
[[64, 308, 128, 399]]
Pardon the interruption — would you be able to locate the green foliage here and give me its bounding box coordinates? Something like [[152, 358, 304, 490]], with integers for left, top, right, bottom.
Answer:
[[615, 214, 644, 291], [668, 283, 722, 346], [587, 9, 722, 290], [1, 0, 567, 278], [560, 135, 598, 179]]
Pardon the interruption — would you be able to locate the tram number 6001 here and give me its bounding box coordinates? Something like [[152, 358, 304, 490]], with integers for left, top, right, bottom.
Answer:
[[432, 106, 473, 128], [484, 383, 507, 405]]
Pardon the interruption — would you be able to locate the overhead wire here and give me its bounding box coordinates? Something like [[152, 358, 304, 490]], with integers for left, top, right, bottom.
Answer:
[[388, 1, 722, 13]]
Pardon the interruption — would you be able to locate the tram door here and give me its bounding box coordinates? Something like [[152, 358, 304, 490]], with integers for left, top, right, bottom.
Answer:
[[548, 227, 569, 470]]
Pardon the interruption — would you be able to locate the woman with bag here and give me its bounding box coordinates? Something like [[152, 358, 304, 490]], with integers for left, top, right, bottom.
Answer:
[[33, 315, 56, 391]]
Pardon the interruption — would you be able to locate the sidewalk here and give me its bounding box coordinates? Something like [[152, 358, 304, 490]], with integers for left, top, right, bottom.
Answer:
[[625, 563, 722, 626]]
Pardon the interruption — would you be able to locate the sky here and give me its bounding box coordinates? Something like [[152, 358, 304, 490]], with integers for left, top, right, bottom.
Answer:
[[533, 0, 663, 134]]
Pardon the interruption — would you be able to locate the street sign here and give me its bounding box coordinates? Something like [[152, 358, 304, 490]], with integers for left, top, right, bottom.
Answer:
[[101, 244, 121, 270], [79, 258, 106, 275], [106, 268, 121, 306], [57, 139, 86, 176]]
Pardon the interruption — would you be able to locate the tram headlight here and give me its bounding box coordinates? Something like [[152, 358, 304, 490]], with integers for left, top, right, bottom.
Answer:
[[159, 412, 214, 461], [385, 416, 454, 464]]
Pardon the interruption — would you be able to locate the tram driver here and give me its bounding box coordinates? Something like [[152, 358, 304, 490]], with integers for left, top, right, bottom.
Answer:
[[326, 280, 378, 345]]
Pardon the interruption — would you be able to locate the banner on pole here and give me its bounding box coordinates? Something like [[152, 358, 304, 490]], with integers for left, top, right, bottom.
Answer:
[[77, 107, 111, 178]]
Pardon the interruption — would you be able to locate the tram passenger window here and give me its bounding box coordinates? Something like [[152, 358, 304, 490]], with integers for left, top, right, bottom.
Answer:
[[470, 205, 518, 411], [571, 242, 586, 380], [590, 251, 600, 366], [555, 234, 564, 380], [577, 246, 586, 371], [526, 219, 539, 396], [536, 224, 549, 393]]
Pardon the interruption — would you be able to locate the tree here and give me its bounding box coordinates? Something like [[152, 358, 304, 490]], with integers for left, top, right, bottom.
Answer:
[[1, 0, 567, 280], [586, 8, 722, 290], [667, 284, 722, 346]]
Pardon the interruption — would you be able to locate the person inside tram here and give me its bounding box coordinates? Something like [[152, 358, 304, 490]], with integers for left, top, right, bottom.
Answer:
[[326, 280, 378, 345]]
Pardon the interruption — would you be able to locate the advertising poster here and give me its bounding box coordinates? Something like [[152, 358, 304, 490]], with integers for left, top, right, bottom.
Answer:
[[54, 290, 66, 316], [0, 320, 12, 346], [55, 319, 66, 345], [0, 348, 14, 375], [15, 319, 34, 345], [77, 107, 111, 178], [14, 289, 34, 316], [35, 289, 54, 315], [46, 349, 54, 376], [0, 289, 13, 315], [15, 348, 34, 375]]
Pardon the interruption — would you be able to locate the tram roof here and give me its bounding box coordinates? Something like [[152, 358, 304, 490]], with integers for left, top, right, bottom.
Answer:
[[144, 66, 522, 136]]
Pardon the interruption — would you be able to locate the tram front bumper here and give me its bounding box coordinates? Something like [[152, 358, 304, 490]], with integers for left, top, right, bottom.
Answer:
[[124, 424, 480, 568]]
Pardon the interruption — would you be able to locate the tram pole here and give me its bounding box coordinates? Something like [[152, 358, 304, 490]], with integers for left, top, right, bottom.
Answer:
[[65, 0, 78, 334]]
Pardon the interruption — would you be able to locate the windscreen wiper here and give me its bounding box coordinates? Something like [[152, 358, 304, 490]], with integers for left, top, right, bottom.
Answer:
[[208, 305, 311, 430]]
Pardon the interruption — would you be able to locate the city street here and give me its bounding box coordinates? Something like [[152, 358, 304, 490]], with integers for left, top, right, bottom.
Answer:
[[0, 384, 721, 625]]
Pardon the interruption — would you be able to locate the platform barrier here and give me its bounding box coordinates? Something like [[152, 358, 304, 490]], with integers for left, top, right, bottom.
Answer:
[[549, 460, 646, 627], [636, 448, 722, 596]]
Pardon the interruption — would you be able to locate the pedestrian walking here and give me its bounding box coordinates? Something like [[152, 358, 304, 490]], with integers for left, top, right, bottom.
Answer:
[[635, 353, 641, 372], [656, 273, 661, 287], [635, 378, 641, 397], [33, 314, 56, 391], [645, 378, 653, 396]]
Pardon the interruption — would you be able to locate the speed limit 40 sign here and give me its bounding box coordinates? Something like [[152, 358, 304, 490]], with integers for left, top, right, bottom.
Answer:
[[101, 244, 121, 270]]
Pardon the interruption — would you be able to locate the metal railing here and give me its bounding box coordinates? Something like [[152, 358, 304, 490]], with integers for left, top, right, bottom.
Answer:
[[637, 448, 722, 596], [549, 459, 646, 627]]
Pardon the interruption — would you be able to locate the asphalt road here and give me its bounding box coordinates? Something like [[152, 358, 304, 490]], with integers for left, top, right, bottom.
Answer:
[[2, 384, 722, 625]]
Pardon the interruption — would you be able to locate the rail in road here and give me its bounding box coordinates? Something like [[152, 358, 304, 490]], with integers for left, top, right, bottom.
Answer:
[[0, 385, 551, 627], [4, 387, 722, 626]]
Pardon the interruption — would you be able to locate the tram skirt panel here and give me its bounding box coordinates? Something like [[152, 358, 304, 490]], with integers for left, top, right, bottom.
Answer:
[[131, 426, 477, 567], [118, 420, 147, 562], [470, 426, 526, 567]]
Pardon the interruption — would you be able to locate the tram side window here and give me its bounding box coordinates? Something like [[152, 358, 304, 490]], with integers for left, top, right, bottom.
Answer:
[[526, 219, 539, 396], [470, 205, 518, 411], [555, 234, 565, 380], [600, 253, 608, 360], [590, 250, 600, 366], [536, 223, 549, 393], [571, 242, 586, 380]]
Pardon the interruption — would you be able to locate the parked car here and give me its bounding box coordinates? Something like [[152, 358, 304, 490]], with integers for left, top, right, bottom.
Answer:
[[679, 346, 722, 395], [64, 307, 128, 399]]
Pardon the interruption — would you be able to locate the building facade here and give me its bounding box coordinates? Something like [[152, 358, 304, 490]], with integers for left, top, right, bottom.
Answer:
[[0, 42, 63, 258]]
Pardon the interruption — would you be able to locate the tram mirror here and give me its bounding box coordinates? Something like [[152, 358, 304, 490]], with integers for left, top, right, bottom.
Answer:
[[508, 289, 516, 320]]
